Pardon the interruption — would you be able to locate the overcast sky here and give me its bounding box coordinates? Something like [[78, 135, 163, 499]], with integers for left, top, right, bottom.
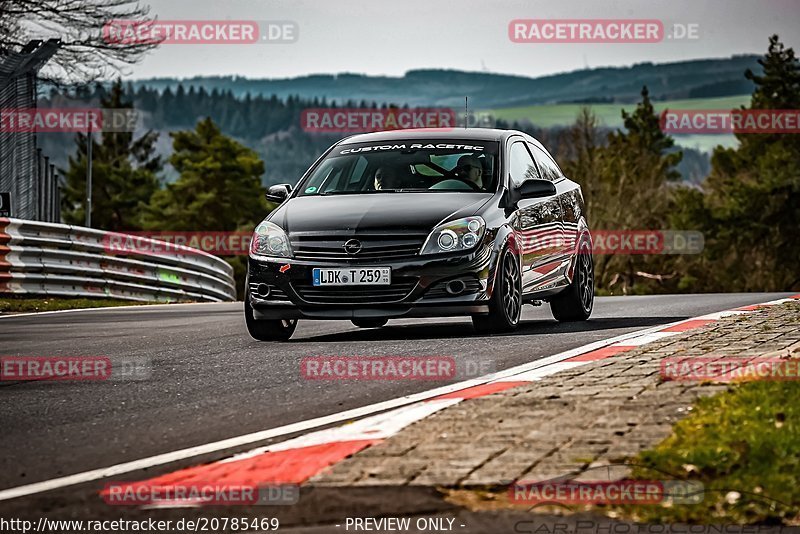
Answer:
[[126, 0, 800, 80]]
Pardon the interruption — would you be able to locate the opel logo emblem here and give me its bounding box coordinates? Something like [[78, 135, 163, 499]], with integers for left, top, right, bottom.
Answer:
[[343, 239, 362, 255]]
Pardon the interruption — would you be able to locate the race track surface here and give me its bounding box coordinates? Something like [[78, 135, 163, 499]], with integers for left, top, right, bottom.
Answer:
[[0, 293, 790, 491]]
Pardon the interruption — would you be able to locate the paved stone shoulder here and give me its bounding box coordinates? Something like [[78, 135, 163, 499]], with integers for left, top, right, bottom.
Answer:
[[312, 302, 800, 487]]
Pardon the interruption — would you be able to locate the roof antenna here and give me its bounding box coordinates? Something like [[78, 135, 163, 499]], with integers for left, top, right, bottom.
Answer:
[[464, 96, 468, 129]]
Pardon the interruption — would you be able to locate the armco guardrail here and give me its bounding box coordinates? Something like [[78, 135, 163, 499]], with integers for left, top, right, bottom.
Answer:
[[0, 218, 236, 302]]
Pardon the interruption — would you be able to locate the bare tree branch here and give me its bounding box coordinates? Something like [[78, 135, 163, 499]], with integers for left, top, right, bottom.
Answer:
[[634, 271, 677, 281], [0, 0, 159, 84]]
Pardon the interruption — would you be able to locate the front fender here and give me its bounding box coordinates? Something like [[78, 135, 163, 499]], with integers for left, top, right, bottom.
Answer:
[[485, 224, 519, 298]]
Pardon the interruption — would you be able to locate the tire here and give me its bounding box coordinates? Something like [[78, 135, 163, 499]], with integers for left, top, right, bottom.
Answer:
[[351, 318, 389, 328], [550, 238, 594, 321], [244, 292, 297, 341], [472, 247, 522, 334]]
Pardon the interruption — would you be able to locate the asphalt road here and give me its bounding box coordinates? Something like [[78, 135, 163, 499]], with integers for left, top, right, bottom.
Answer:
[[0, 293, 791, 493]]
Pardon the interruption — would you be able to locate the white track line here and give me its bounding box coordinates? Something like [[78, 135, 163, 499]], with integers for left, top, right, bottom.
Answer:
[[0, 317, 691, 502], [609, 331, 680, 346], [220, 398, 462, 463]]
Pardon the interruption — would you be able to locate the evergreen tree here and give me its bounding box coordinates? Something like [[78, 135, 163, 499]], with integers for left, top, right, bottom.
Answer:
[[559, 107, 604, 229], [141, 118, 268, 231], [61, 79, 162, 230], [746, 35, 800, 110], [582, 87, 682, 293], [675, 35, 800, 291]]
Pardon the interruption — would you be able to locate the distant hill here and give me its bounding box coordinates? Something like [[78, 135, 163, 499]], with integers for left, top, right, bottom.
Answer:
[[39, 55, 762, 189], [131, 55, 761, 108]]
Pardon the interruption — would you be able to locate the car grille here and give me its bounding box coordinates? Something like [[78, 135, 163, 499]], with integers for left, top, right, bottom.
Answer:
[[289, 233, 427, 262], [292, 277, 418, 304], [248, 282, 289, 301]]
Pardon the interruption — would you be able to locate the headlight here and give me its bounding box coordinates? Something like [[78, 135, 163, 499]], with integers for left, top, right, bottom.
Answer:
[[420, 216, 486, 255], [249, 221, 292, 258]]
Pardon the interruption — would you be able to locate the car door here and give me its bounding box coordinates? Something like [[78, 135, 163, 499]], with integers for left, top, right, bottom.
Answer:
[[529, 141, 580, 285], [507, 139, 564, 293]]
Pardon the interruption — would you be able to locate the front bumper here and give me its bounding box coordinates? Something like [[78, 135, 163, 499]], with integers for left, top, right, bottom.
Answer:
[[247, 245, 495, 320]]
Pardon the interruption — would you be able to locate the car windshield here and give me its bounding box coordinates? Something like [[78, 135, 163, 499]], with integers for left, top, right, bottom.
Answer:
[[297, 139, 500, 196]]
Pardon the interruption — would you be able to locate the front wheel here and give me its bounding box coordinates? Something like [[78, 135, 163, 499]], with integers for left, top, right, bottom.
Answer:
[[244, 293, 297, 341], [550, 238, 594, 321], [472, 247, 522, 334]]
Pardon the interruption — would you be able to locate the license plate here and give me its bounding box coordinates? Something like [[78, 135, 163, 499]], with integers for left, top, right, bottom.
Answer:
[[312, 267, 391, 286]]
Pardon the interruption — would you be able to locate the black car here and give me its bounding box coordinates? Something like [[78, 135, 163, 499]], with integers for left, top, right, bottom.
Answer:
[[245, 128, 594, 341]]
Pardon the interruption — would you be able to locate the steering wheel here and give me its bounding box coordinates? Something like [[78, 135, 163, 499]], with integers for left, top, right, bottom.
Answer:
[[452, 176, 482, 191]]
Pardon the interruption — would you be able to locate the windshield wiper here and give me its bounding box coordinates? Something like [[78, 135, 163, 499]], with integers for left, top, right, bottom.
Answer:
[[319, 189, 401, 195], [318, 190, 359, 196]]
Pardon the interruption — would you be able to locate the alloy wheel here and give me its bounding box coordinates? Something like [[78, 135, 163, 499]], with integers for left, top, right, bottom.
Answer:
[[578, 242, 594, 313], [502, 252, 522, 324]]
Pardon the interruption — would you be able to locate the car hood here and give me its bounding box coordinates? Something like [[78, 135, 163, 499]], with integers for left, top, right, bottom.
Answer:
[[269, 193, 493, 234]]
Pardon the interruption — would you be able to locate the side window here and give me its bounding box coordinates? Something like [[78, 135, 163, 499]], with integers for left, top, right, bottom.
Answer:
[[326, 166, 345, 190], [531, 145, 563, 182], [508, 141, 541, 188], [302, 160, 334, 193], [349, 156, 368, 185]]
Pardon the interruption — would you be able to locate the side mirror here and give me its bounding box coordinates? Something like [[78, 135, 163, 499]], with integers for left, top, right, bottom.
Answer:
[[265, 183, 293, 203], [518, 178, 556, 199]]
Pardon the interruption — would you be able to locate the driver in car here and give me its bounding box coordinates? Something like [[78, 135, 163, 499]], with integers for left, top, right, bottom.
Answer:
[[374, 166, 400, 190], [455, 155, 484, 189], [429, 154, 485, 190]]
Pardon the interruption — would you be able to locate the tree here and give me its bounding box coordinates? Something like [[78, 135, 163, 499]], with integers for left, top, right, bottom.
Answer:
[[674, 35, 800, 292], [0, 0, 158, 83], [746, 35, 800, 111], [562, 88, 682, 294], [559, 107, 604, 229], [142, 117, 268, 231], [61, 78, 161, 230]]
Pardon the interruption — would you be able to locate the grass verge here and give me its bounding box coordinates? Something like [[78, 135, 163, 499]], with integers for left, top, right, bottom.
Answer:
[[616, 379, 800, 524]]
